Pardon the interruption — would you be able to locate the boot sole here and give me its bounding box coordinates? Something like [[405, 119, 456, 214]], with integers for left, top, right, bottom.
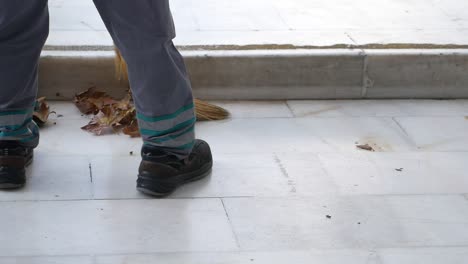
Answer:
[[136, 160, 213, 197]]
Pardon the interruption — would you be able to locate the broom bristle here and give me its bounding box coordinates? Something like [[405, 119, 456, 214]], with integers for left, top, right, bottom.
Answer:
[[114, 48, 230, 121], [115, 48, 129, 82], [194, 98, 230, 121]]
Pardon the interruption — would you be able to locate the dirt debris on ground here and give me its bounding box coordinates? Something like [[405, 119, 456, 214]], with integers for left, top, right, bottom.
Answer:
[[356, 143, 375, 152]]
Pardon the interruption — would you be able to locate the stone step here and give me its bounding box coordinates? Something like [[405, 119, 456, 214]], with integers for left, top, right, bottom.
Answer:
[[39, 48, 468, 100]]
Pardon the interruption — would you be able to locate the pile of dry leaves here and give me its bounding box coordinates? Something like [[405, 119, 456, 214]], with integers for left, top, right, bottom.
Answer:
[[74, 86, 140, 137], [32, 87, 138, 137]]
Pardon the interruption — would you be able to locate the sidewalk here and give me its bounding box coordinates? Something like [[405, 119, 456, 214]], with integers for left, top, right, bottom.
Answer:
[[46, 0, 468, 50], [1, 99, 468, 263]]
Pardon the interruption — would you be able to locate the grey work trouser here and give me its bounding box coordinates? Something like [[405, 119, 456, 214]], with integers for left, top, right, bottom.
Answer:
[[0, 0, 195, 158]]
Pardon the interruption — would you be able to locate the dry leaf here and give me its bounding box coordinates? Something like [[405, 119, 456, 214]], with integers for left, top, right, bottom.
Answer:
[[77, 87, 140, 137], [114, 93, 133, 111], [356, 143, 375, 152], [74, 86, 116, 115], [81, 111, 115, 136], [33, 97, 50, 126], [122, 120, 140, 137]]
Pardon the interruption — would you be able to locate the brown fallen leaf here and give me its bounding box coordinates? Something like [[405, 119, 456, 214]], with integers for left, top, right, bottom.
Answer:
[[122, 120, 140, 137], [78, 89, 139, 137], [74, 86, 116, 115], [87, 97, 119, 111], [81, 110, 115, 136], [356, 143, 375, 152], [33, 97, 50, 126], [114, 93, 133, 111]]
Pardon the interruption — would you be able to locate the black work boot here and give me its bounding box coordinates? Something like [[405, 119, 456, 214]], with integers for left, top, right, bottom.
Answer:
[[137, 139, 213, 197], [0, 142, 34, 189]]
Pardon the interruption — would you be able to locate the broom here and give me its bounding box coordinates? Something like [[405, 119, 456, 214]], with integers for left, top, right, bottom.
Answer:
[[114, 48, 229, 121]]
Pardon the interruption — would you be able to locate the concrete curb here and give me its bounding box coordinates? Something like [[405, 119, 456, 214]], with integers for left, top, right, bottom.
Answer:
[[39, 49, 468, 100]]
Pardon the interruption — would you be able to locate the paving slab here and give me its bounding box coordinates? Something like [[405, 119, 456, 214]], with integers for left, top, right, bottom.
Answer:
[[287, 99, 468, 117], [95, 250, 376, 264], [377, 247, 468, 264], [222, 195, 468, 250], [0, 199, 237, 256]]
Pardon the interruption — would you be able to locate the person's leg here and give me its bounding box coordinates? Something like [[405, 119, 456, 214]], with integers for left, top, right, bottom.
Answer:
[[93, 0, 212, 196], [93, 0, 195, 158], [0, 0, 49, 188]]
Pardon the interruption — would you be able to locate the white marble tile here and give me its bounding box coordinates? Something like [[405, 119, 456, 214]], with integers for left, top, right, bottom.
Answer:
[[49, 0, 107, 31], [222, 195, 468, 250], [272, 0, 458, 30], [0, 199, 237, 256], [45, 30, 113, 48], [173, 30, 354, 47], [46, 0, 468, 49], [359, 0, 460, 30], [294, 117, 415, 152], [287, 100, 468, 117], [288, 100, 400, 117], [38, 118, 142, 157], [47, 101, 88, 120], [271, 0, 367, 30], [274, 153, 339, 196], [91, 153, 293, 199], [348, 29, 468, 46], [191, 0, 289, 31], [432, 0, 468, 28], [393, 117, 468, 151], [175, 153, 293, 198], [90, 156, 144, 199], [0, 256, 93, 264], [45, 29, 355, 49], [96, 250, 375, 264], [318, 152, 468, 195], [0, 154, 92, 201], [196, 118, 334, 154], [378, 247, 468, 264], [169, 0, 199, 31], [208, 101, 294, 119]]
